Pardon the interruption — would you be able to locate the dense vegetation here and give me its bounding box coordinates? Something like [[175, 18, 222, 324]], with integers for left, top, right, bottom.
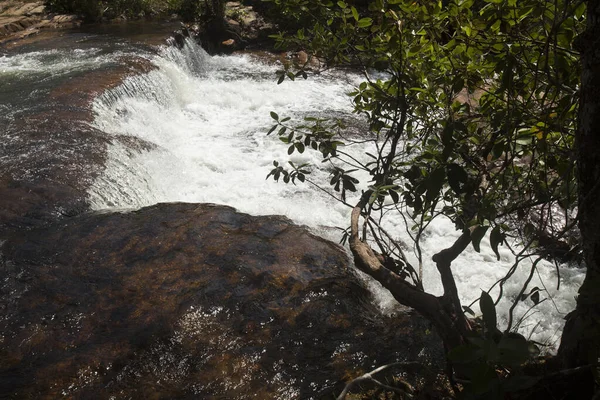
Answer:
[[264, 0, 599, 398], [43, 0, 224, 22]]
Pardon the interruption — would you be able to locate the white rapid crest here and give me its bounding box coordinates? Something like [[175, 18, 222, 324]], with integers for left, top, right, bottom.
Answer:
[[89, 37, 585, 349]]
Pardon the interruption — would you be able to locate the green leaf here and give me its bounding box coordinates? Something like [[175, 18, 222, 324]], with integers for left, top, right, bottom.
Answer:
[[480, 291, 497, 334], [448, 343, 484, 363], [351, 6, 359, 21], [462, 25, 472, 37], [497, 335, 531, 366], [463, 305, 475, 316], [447, 164, 468, 194], [369, 190, 378, 205], [425, 167, 446, 203], [452, 77, 464, 94], [471, 225, 489, 253], [490, 226, 505, 261], [345, 180, 357, 192], [524, 223, 536, 237], [337, 0, 346, 8], [270, 111, 279, 121], [503, 375, 541, 392], [357, 18, 373, 28]]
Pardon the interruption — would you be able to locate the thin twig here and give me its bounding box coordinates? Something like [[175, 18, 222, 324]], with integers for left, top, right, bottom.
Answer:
[[336, 362, 423, 400], [506, 257, 544, 332]]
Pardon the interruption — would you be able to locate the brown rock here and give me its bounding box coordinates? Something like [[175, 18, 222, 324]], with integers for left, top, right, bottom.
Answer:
[[225, 17, 240, 30], [0, 203, 441, 398], [0, 1, 79, 43]]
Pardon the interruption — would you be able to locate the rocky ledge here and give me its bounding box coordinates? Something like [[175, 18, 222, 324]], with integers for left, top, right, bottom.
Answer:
[[0, 202, 441, 399], [0, 1, 80, 45]]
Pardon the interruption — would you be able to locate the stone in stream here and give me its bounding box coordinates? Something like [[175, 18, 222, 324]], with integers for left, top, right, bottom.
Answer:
[[0, 202, 441, 399]]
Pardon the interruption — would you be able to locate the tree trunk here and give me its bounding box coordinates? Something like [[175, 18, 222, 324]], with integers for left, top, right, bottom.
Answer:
[[557, 0, 600, 395], [349, 192, 471, 352]]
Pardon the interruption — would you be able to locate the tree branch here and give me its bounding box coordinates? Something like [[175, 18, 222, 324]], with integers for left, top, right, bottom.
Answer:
[[432, 228, 474, 337], [350, 191, 467, 348], [336, 361, 422, 400]]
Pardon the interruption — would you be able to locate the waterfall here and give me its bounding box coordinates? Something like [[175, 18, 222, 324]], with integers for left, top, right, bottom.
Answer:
[[89, 37, 585, 349]]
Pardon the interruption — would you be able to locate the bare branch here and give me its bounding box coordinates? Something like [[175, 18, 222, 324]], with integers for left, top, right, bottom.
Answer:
[[431, 228, 474, 336], [507, 257, 544, 332], [350, 191, 467, 348], [336, 361, 422, 400]]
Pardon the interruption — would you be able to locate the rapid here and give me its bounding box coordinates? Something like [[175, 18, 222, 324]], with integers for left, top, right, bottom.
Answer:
[[0, 30, 584, 354], [86, 37, 585, 349]]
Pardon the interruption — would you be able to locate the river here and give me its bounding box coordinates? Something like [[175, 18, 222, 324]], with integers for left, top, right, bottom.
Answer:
[[1, 27, 585, 353]]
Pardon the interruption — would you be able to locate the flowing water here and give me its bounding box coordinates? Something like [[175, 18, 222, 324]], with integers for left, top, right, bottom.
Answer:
[[3, 32, 585, 352]]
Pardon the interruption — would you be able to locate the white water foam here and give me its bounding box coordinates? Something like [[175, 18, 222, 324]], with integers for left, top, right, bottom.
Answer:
[[0, 47, 137, 80], [89, 38, 585, 349]]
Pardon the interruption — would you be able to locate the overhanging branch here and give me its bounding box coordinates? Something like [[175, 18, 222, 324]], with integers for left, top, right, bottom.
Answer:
[[431, 228, 474, 336], [349, 191, 467, 348]]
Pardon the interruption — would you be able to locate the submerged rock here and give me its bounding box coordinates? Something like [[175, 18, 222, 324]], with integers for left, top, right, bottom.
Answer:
[[0, 202, 440, 399]]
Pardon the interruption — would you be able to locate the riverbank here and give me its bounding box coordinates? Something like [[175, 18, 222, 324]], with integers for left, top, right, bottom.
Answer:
[[0, 1, 82, 46], [0, 1, 276, 53]]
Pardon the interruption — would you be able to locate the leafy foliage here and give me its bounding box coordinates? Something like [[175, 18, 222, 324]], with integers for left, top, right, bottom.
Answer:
[[272, 0, 581, 240], [449, 293, 542, 398], [44, 0, 225, 22], [264, 0, 585, 395], [267, 0, 583, 289], [44, 0, 154, 20]]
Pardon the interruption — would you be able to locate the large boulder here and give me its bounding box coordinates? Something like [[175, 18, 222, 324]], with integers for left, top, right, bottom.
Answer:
[[0, 203, 440, 399]]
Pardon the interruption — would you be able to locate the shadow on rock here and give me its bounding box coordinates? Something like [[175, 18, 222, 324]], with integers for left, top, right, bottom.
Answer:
[[0, 203, 442, 399]]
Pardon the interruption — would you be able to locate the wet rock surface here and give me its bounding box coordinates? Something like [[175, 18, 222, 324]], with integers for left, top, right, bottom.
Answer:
[[0, 202, 441, 399], [193, 1, 275, 54], [0, 29, 168, 235], [0, 71, 146, 234]]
